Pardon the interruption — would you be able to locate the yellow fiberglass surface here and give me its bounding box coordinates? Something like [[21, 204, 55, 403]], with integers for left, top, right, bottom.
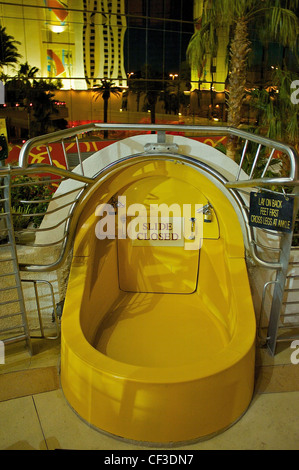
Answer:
[[60, 159, 256, 445]]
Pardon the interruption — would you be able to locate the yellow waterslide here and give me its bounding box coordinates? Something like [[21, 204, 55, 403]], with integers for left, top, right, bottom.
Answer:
[[61, 158, 256, 444]]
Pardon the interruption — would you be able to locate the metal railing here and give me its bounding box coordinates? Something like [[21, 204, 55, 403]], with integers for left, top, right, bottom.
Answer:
[[0, 174, 33, 353], [21, 279, 60, 340], [18, 123, 299, 185], [13, 123, 298, 270], [1, 123, 299, 354]]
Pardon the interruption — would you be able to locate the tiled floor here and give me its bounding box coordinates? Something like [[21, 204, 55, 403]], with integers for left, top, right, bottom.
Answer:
[[1, 337, 299, 450]]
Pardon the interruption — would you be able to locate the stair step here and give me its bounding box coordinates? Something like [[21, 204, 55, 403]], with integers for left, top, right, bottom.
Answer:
[[0, 298, 21, 306], [0, 285, 17, 292], [0, 312, 23, 320], [0, 173, 32, 355], [0, 272, 18, 278], [2, 334, 27, 345], [0, 324, 25, 334]]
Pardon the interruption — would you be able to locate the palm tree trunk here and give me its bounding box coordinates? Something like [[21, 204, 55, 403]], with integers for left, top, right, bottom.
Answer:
[[227, 17, 251, 159], [136, 93, 140, 112], [150, 103, 156, 124], [27, 108, 31, 139], [103, 97, 108, 139]]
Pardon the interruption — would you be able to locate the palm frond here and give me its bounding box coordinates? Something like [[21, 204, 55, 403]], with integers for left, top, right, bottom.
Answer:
[[0, 26, 21, 68], [93, 79, 121, 101], [264, 6, 298, 49]]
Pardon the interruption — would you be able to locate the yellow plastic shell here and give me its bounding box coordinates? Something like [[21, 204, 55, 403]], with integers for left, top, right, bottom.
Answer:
[[61, 159, 256, 444]]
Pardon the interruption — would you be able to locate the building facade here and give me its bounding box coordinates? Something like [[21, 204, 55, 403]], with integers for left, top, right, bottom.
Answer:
[[82, 0, 127, 87], [0, 0, 196, 90], [0, 0, 127, 89]]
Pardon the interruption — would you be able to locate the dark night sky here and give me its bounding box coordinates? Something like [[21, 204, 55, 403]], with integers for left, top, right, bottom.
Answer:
[[123, 0, 298, 77], [124, 0, 194, 76]]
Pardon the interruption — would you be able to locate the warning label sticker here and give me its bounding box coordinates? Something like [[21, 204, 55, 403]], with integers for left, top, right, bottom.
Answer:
[[249, 192, 294, 233]]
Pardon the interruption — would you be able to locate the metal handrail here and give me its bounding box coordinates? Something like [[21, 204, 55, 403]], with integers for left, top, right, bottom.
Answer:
[[21, 279, 60, 340], [5, 164, 93, 184], [1, 123, 299, 355], [0, 124, 295, 273], [17, 123, 299, 187], [14, 152, 285, 271]]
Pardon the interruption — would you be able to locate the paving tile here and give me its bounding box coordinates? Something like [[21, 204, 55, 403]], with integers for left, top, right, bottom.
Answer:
[[255, 363, 299, 394], [0, 395, 46, 450], [184, 391, 299, 450], [256, 342, 294, 367]]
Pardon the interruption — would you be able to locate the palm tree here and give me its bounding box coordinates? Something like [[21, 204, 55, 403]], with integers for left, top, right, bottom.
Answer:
[[128, 76, 143, 112], [142, 81, 161, 124], [93, 79, 121, 138], [163, 72, 191, 115], [250, 68, 299, 150], [0, 26, 21, 71], [17, 62, 39, 81], [31, 86, 58, 136], [5, 62, 62, 137], [16, 62, 39, 136], [30, 77, 63, 136], [187, 0, 299, 157], [135, 65, 163, 125]]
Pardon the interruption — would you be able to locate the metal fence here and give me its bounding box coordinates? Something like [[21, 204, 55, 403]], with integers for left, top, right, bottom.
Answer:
[[1, 123, 298, 354]]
